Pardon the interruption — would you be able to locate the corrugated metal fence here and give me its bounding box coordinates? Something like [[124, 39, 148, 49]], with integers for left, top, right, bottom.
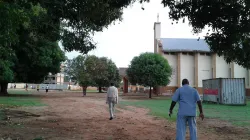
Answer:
[[202, 78, 246, 105]]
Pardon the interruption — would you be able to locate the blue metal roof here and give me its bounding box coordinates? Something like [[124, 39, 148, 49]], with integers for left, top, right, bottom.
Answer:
[[160, 38, 211, 52]]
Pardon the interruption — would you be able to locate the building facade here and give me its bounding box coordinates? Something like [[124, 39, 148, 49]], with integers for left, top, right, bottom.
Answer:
[[43, 63, 65, 85], [154, 21, 250, 95], [43, 73, 64, 84]]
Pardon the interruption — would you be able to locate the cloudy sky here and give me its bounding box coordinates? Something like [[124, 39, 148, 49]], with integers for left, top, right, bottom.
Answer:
[[64, 0, 208, 68]]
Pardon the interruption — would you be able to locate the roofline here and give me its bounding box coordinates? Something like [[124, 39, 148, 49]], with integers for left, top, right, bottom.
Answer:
[[160, 37, 206, 40], [162, 50, 211, 53]]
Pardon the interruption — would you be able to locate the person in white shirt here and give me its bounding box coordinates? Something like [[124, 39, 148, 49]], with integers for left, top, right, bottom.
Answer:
[[46, 85, 49, 93], [106, 82, 119, 120]]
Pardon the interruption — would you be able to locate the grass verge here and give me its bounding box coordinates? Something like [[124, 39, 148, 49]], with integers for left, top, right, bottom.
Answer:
[[0, 90, 45, 120], [120, 98, 250, 127]]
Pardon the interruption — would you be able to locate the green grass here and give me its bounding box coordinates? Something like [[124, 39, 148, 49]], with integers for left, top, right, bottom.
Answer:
[[120, 98, 250, 127], [0, 90, 45, 108], [66, 89, 99, 93], [8, 89, 33, 95], [0, 90, 45, 121]]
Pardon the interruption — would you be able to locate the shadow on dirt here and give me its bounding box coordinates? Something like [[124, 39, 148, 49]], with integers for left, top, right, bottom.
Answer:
[[0, 109, 40, 121]]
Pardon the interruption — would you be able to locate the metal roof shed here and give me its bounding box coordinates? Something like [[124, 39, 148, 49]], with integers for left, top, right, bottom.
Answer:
[[202, 78, 247, 106]]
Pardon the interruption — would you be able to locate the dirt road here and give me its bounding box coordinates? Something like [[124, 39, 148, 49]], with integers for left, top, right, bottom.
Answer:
[[0, 92, 249, 140]]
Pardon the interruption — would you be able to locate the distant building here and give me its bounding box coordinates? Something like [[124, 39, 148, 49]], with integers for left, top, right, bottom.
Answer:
[[43, 63, 65, 85], [153, 16, 250, 96]]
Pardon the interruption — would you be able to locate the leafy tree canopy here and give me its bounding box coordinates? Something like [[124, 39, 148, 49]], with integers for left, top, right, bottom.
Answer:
[[37, 0, 136, 53], [92, 57, 121, 88], [127, 52, 172, 87], [139, 0, 250, 68], [64, 55, 120, 93], [0, 0, 134, 94]]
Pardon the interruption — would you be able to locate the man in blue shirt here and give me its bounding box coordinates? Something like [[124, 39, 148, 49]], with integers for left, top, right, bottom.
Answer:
[[169, 79, 204, 140]]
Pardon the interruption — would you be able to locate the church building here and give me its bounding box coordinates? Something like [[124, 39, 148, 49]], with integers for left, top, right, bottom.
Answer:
[[153, 17, 250, 95]]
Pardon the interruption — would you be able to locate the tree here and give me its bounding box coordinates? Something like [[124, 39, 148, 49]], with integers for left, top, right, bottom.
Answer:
[[0, 0, 135, 95], [38, 0, 136, 53], [91, 57, 121, 93], [139, 0, 250, 68], [126, 52, 172, 98], [0, 2, 65, 95], [64, 55, 95, 96], [65, 55, 121, 94]]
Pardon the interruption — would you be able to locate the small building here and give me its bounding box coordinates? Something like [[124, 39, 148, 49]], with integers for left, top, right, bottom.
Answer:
[[43, 63, 65, 85], [43, 73, 64, 85]]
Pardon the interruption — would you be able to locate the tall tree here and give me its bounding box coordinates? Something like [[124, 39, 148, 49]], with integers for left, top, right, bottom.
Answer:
[[38, 0, 136, 53], [0, 0, 135, 95], [92, 57, 121, 93], [139, 0, 250, 68], [0, 2, 66, 95], [64, 55, 95, 96], [126, 52, 172, 98], [65, 55, 121, 93]]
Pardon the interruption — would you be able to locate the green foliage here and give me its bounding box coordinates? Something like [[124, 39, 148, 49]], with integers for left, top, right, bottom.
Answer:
[[0, 1, 65, 86], [39, 0, 136, 53], [64, 55, 120, 88], [78, 55, 96, 87], [126, 52, 172, 87], [1, 0, 135, 92], [92, 57, 121, 88], [0, 90, 45, 108]]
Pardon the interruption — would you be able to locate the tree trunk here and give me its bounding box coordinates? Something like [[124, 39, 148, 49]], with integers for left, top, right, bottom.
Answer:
[[149, 86, 152, 98], [0, 83, 8, 96], [99, 87, 102, 93], [82, 86, 87, 96]]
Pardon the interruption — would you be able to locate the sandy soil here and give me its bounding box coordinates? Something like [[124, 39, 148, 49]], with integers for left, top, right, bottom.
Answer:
[[0, 92, 249, 140]]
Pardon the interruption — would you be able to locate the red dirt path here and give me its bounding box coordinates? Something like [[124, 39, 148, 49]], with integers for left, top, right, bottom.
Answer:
[[0, 92, 249, 140]]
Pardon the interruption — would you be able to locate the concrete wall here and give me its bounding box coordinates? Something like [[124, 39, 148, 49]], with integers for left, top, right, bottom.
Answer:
[[163, 53, 178, 86], [180, 53, 195, 87], [158, 50, 250, 96], [198, 53, 212, 87], [234, 63, 249, 87], [154, 22, 161, 53], [215, 56, 231, 78]]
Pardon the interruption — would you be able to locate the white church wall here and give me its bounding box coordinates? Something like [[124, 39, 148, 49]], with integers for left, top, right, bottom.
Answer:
[[163, 53, 177, 86], [234, 63, 249, 87], [198, 54, 212, 87], [180, 53, 195, 87], [216, 56, 231, 78]]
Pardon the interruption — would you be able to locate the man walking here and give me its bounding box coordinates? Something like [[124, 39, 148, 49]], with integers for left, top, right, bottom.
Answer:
[[169, 79, 204, 140], [37, 84, 40, 92], [46, 85, 49, 93], [106, 82, 119, 120]]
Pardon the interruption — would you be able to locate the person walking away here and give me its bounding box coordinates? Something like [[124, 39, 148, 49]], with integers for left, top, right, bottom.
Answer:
[[46, 85, 49, 93], [25, 84, 28, 91], [37, 85, 40, 92], [169, 79, 204, 140], [106, 82, 119, 120]]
